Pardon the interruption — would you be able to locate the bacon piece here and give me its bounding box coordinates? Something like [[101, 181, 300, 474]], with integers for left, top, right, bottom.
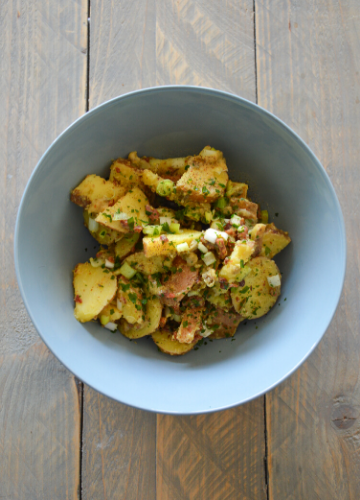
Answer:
[[215, 237, 228, 260], [207, 307, 242, 339], [160, 256, 199, 311], [145, 204, 160, 223]]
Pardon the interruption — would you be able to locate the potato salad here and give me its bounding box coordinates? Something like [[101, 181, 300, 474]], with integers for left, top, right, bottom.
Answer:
[[71, 147, 291, 355]]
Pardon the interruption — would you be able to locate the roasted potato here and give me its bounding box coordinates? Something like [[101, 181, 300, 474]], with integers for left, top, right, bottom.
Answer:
[[71, 174, 126, 213], [251, 223, 291, 258], [231, 256, 281, 319], [73, 263, 117, 322], [176, 147, 228, 204], [96, 188, 150, 233], [114, 233, 140, 260], [120, 297, 162, 339], [152, 330, 198, 355], [219, 239, 255, 283], [143, 230, 202, 258], [124, 251, 173, 275], [117, 277, 145, 325]]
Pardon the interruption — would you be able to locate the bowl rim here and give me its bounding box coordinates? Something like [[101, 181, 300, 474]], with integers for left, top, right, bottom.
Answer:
[[14, 85, 347, 414]]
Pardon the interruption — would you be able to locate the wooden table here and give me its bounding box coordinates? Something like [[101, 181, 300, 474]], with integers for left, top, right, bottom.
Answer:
[[2, 1, 359, 498]]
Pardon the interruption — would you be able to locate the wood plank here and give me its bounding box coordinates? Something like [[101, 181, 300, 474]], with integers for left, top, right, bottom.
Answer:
[[84, 1, 266, 500], [0, 0, 87, 498], [157, 402, 267, 500], [255, 1, 360, 498], [82, 3, 158, 500]]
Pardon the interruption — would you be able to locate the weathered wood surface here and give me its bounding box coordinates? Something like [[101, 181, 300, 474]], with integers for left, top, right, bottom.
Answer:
[[4, 0, 360, 498], [83, 1, 267, 499], [255, 0, 360, 498], [0, 0, 87, 498]]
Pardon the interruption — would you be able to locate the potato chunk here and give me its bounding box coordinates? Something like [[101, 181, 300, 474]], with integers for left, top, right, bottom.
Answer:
[[114, 233, 140, 260], [219, 239, 255, 283], [109, 158, 144, 189], [117, 277, 145, 325], [226, 180, 248, 199], [143, 230, 202, 258], [71, 174, 126, 213], [176, 147, 228, 203], [152, 330, 198, 355], [251, 223, 291, 258], [128, 152, 188, 181], [96, 188, 150, 233], [230, 197, 258, 221], [98, 302, 123, 323], [124, 251, 173, 275], [120, 297, 162, 339], [205, 287, 232, 311], [231, 257, 281, 319], [73, 263, 117, 322], [83, 210, 122, 245]]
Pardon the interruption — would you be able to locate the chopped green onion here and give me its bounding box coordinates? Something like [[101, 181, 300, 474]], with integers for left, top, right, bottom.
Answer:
[[156, 179, 174, 197], [169, 222, 180, 234], [143, 225, 163, 236], [261, 210, 269, 223], [100, 315, 110, 326], [119, 262, 137, 279], [214, 197, 227, 210]]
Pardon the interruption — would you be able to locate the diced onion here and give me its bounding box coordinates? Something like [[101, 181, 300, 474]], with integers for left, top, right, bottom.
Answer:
[[230, 215, 242, 227], [204, 228, 229, 244], [104, 321, 118, 332], [113, 212, 130, 221], [90, 257, 104, 268], [202, 268, 217, 287], [172, 314, 182, 323], [116, 299, 123, 312], [105, 259, 114, 269], [187, 290, 199, 297], [267, 275, 281, 287], [160, 217, 173, 225], [200, 323, 213, 338], [203, 251, 216, 266], [198, 242, 208, 254], [176, 242, 190, 253], [88, 217, 99, 232], [201, 148, 218, 158]]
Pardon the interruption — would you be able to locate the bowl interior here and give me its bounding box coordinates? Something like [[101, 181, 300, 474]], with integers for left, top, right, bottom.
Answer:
[[15, 87, 345, 414]]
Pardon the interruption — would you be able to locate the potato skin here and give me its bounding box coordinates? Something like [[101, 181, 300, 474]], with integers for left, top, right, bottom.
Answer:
[[71, 174, 126, 211], [251, 223, 291, 258]]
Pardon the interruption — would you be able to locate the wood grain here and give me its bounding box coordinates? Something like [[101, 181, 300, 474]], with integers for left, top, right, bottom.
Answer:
[[255, 0, 360, 498], [157, 403, 267, 500], [0, 0, 87, 498], [84, 1, 266, 499]]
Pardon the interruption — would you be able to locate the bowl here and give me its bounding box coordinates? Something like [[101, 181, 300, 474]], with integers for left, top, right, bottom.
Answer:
[[14, 86, 346, 414]]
